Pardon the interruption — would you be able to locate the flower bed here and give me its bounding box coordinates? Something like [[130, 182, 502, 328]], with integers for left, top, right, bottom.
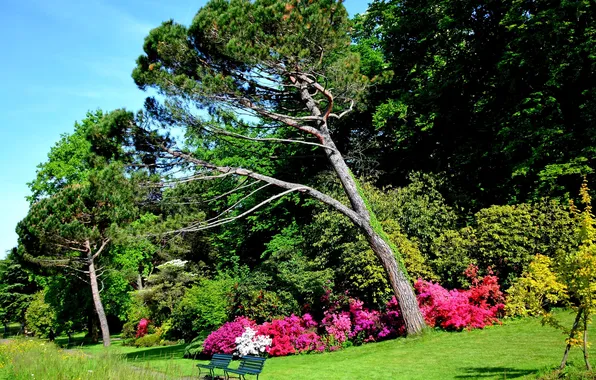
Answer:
[[201, 266, 504, 357]]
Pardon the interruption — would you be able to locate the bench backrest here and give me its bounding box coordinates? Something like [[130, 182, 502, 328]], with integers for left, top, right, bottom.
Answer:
[[210, 353, 233, 367], [238, 355, 267, 373]]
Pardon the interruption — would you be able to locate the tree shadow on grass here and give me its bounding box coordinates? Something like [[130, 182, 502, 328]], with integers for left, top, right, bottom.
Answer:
[[454, 366, 538, 378], [124, 344, 187, 362]]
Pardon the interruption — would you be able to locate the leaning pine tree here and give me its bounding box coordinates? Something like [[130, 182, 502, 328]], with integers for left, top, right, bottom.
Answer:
[[132, 0, 426, 334]]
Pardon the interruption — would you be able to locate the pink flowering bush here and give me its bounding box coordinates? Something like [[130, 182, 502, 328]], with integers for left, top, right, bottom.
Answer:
[[321, 311, 351, 344], [136, 318, 149, 338], [349, 299, 381, 343], [203, 317, 255, 356]]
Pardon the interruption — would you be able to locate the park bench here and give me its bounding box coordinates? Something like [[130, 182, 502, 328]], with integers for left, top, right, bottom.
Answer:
[[197, 353, 233, 379], [224, 355, 267, 380]]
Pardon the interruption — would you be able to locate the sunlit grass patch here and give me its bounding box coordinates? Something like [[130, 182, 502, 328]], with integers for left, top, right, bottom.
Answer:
[[0, 338, 185, 379]]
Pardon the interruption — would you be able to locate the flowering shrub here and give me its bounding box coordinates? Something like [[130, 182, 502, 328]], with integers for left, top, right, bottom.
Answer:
[[349, 299, 381, 343], [201, 267, 504, 357], [257, 314, 324, 356], [203, 317, 255, 356], [136, 318, 149, 338], [416, 266, 504, 330], [321, 311, 351, 343], [235, 327, 272, 356]]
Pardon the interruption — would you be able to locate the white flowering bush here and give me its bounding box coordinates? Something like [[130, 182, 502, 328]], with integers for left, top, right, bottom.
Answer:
[[157, 259, 188, 269], [235, 327, 272, 356]]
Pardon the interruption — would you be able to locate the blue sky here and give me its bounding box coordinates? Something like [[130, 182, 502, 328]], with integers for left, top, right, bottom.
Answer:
[[0, 0, 370, 257]]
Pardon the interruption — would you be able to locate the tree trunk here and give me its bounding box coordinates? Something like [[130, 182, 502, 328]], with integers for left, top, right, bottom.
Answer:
[[137, 273, 144, 290], [296, 81, 427, 336], [561, 307, 584, 370], [584, 313, 592, 371], [362, 224, 427, 335], [88, 258, 111, 347]]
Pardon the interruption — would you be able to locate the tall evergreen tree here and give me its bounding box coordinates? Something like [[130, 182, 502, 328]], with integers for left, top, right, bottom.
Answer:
[[131, 0, 426, 334]]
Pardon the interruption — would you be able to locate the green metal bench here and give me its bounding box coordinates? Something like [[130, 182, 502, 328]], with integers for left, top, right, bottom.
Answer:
[[197, 353, 233, 379], [224, 355, 267, 380]]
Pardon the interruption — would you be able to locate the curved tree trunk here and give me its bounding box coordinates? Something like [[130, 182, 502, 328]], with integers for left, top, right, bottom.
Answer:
[[312, 112, 427, 335], [88, 257, 111, 347], [361, 224, 427, 335]]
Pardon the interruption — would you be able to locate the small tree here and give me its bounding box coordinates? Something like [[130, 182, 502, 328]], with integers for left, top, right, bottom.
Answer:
[[17, 165, 137, 347], [544, 179, 596, 370]]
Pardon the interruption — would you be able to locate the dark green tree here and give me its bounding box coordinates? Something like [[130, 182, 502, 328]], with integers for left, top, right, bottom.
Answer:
[[0, 249, 39, 332], [131, 0, 426, 334], [363, 0, 596, 207]]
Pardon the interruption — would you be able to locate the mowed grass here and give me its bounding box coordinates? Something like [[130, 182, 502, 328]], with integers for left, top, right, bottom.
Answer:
[[3, 310, 594, 379], [75, 310, 595, 379]]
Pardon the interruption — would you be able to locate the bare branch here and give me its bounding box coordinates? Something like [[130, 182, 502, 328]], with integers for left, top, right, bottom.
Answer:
[[201, 183, 271, 225], [162, 147, 363, 226], [92, 239, 110, 260], [172, 187, 306, 233], [329, 100, 355, 120], [212, 128, 337, 152]]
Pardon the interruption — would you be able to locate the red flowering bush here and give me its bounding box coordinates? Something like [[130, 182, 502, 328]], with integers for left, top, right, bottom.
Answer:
[[257, 314, 324, 356], [415, 266, 504, 330], [203, 317, 255, 356], [136, 318, 149, 338]]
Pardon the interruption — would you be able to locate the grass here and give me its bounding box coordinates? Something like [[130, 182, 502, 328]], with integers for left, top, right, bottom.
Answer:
[[0, 338, 188, 379], [3, 311, 596, 379]]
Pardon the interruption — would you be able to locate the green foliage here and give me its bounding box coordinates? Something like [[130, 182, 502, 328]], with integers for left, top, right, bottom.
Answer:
[[431, 228, 478, 288], [135, 260, 197, 326], [44, 276, 92, 336], [133, 332, 163, 348], [183, 334, 208, 359], [228, 269, 300, 323], [431, 200, 575, 287], [171, 276, 235, 341], [0, 252, 38, 325], [101, 270, 133, 322], [121, 297, 151, 339], [25, 291, 56, 338], [474, 204, 540, 285], [542, 179, 596, 369], [506, 254, 567, 318], [263, 222, 334, 308], [362, 173, 458, 257], [362, 0, 596, 207]]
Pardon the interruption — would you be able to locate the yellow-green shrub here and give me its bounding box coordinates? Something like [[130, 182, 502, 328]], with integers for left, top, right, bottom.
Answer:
[[505, 254, 567, 317]]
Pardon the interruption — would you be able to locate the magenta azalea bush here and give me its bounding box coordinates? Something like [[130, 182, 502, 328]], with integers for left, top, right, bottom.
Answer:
[[136, 318, 149, 338], [202, 317, 255, 356], [201, 267, 504, 357]]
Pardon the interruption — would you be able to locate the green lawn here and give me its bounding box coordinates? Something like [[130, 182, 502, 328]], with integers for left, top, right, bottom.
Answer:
[[69, 311, 595, 379]]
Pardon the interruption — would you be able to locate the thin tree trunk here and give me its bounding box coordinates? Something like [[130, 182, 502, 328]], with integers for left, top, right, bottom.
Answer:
[[561, 307, 584, 370], [584, 313, 592, 371], [88, 257, 111, 347], [137, 273, 144, 290]]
